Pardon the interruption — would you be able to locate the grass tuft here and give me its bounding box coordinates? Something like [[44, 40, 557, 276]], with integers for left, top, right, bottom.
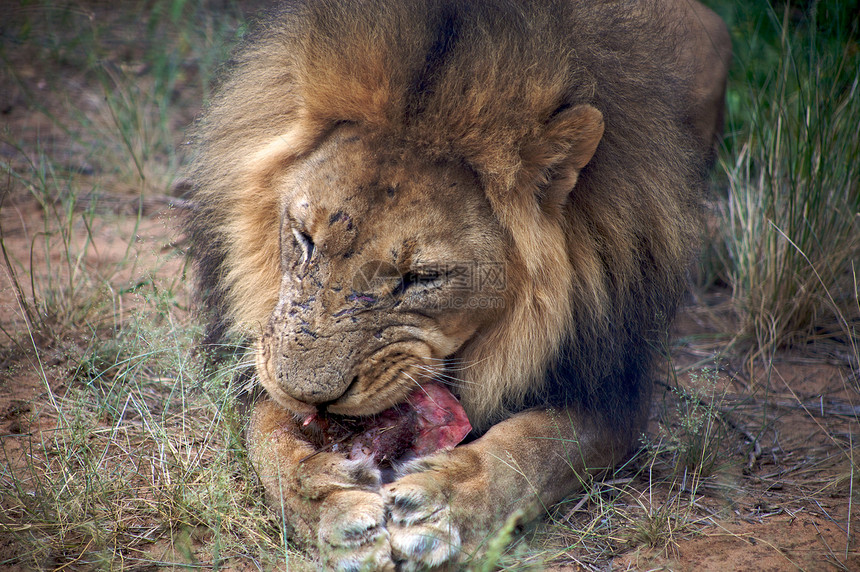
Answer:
[[711, 0, 860, 359]]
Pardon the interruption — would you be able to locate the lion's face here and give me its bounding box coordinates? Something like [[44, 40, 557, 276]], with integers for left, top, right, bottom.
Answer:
[[257, 126, 507, 418]]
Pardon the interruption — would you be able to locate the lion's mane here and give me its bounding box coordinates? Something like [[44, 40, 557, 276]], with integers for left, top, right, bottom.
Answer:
[[185, 0, 702, 441]]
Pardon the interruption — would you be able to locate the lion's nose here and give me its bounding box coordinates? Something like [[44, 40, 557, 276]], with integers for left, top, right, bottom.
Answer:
[[279, 372, 356, 405], [266, 304, 367, 405], [275, 338, 358, 404]]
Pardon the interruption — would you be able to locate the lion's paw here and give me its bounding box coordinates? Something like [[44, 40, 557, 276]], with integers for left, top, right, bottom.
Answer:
[[384, 474, 461, 570], [319, 489, 394, 572]]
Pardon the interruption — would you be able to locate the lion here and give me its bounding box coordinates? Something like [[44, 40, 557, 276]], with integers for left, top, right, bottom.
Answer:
[[184, 0, 730, 569]]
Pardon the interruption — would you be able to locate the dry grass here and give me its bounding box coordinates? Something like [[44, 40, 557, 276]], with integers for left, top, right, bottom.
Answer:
[[706, 0, 859, 361]]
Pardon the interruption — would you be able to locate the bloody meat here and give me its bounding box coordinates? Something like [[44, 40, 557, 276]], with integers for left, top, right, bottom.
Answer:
[[301, 382, 472, 466]]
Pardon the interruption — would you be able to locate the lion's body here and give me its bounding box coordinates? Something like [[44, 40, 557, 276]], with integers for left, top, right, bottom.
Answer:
[[186, 0, 730, 568]]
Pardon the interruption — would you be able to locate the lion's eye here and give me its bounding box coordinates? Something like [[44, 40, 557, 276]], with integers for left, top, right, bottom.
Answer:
[[400, 269, 443, 292], [292, 228, 315, 263]]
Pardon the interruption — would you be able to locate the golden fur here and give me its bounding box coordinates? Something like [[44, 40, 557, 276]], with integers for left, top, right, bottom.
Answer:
[[185, 0, 730, 568]]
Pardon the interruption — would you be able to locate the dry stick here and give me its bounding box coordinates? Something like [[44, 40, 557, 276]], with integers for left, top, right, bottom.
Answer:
[[809, 519, 846, 570], [848, 432, 855, 561], [0, 187, 37, 332], [717, 409, 763, 472], [770, 399, 860, 417]]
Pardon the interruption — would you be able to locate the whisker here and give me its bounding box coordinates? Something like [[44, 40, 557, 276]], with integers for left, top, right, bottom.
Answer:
[[420, 356, 469, 363], [219, 361, 257, 376], [420, 355, 493, 371], [402, 370, 425, 392], [402, 371, 445, 410], [414, 365, 476, 387]]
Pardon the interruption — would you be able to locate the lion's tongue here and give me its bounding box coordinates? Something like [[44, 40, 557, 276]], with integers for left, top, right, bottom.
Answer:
[[407, 382, 472, 456]]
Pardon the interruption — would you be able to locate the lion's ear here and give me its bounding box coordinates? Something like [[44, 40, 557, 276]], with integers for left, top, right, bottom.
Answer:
[[522, 104, 604, 208], [551, 104, 604, 170]]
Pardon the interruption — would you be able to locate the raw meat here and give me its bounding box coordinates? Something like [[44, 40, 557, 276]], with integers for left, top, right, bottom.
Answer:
[[302, 382, 471, 465]]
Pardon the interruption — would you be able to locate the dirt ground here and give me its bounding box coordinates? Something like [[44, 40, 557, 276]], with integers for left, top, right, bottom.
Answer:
[[1, 1, 858, 570]]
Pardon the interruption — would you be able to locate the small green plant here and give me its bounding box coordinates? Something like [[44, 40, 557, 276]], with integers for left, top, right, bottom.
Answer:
[[472, 508, 533, 572], [625, 493, 683, 552], [656, 369, 729, 481]]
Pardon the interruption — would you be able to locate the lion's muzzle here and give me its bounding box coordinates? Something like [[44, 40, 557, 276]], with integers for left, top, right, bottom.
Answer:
[[262, 324, 366, 405]]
